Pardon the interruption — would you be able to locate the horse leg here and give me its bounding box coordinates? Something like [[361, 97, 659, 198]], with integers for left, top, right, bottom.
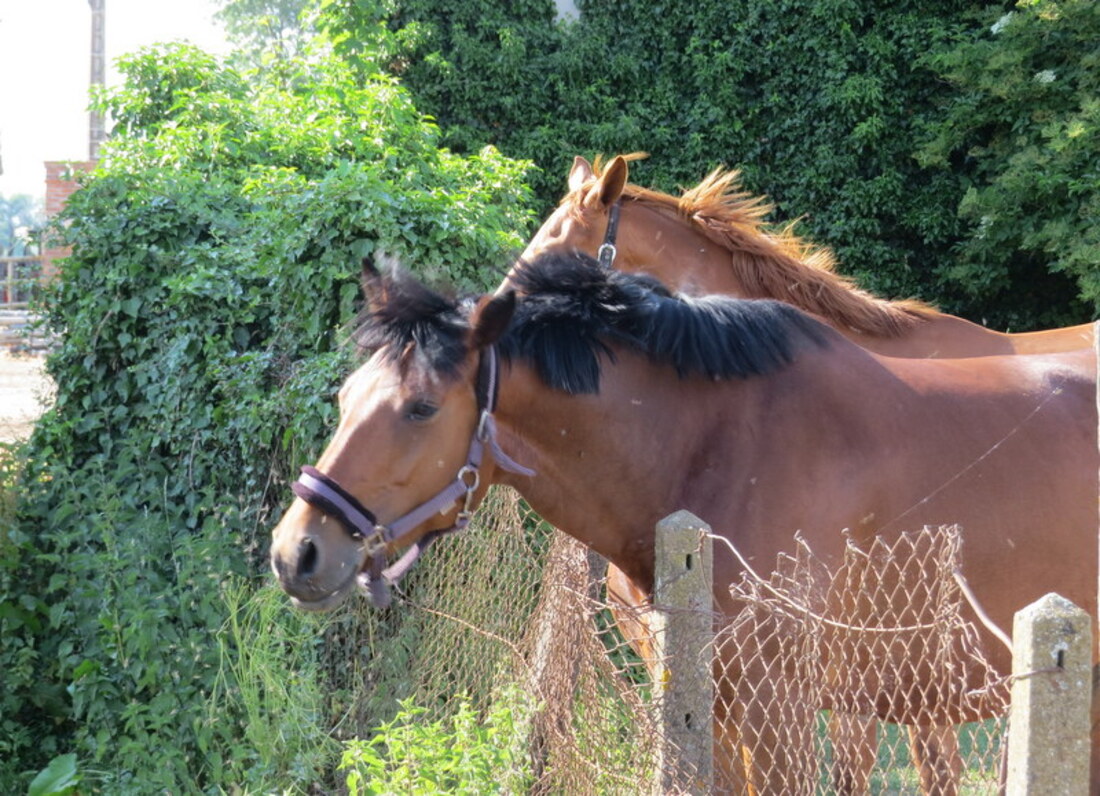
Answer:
[[716, 624, 812, 795], [907, 724, 961, 796], [726, 660, 818, 796], [827, 711, 877, 794]]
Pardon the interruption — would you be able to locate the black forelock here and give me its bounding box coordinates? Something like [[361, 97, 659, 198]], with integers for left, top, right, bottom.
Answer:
[[353, 267, 469, 377]]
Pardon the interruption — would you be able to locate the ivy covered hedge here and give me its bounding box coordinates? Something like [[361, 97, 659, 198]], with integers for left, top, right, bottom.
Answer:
[[915, 0, 1099, 326], [0, 44, 533, 793], [320, 0, 1097, 330]]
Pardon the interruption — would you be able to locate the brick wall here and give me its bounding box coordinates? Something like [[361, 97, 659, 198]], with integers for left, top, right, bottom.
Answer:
[[43, 160, 93, 277]]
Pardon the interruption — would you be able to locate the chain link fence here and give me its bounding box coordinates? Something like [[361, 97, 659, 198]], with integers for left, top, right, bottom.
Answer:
[[322, 487, 1010, 793]]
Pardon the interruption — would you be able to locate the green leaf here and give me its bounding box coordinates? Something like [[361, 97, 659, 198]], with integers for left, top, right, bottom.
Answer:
[[28, 754, 79, 796]]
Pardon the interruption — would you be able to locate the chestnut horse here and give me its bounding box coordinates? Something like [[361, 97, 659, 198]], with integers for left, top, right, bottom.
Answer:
[[271, 252, 1098, 793], [514, 154, 1095, 358], [513, 154, 1097, 791]]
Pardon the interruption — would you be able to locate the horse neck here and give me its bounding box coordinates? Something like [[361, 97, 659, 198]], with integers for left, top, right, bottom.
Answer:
[[488, 357, 717, 587], [843, 313, 1014, 357], [486, 342, 874, 590], [617, 202, 747, 296]]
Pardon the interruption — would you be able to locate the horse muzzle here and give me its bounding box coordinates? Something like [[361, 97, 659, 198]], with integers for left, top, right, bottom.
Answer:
[[270, 500, 366, 610]]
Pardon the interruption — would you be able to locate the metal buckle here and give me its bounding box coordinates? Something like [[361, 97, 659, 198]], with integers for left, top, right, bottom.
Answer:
[[457, 465, 480, 493], [364, 525, 389, 554], [458, 465, 480, 517], [476, 409, 492, 442], [597, 242, 617, 268]]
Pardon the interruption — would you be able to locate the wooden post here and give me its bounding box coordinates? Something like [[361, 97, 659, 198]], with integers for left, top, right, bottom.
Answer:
[[651, 510, 714, 794], [1005, 593, 1092, 795]]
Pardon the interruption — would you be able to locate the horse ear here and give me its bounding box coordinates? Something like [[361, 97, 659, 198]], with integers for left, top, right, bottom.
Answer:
[[568, 156, 595, 192], [470, 291, 516, 350], [361, 256, 385, 307], [594, 155, 628, 208], [361, 255, 380, 282], [362, 252, 404, 310]]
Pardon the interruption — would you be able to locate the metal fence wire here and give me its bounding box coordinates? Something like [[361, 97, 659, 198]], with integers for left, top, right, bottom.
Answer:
[[320, 487, 1009, 794]]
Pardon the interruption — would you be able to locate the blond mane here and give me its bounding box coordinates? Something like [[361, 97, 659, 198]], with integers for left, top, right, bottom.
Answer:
[[569, 156, 936, 337]]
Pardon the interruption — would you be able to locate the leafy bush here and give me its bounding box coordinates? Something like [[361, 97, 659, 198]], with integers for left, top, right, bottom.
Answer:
[[0, 44, 534, 793], [0, 442, 66, 786], [27, 754, 79, 796], [206, 580, 337, 784], [340, 687, 536, 795]]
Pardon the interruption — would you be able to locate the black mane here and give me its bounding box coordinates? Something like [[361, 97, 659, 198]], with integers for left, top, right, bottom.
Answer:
[[355, 251, 829, 393]]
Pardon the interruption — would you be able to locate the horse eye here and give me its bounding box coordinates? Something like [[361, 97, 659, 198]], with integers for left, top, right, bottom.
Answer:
[[405, 400, 439, 422]]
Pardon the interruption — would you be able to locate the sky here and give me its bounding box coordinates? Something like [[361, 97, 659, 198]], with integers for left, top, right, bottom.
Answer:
[[0, 0, 231, 201]]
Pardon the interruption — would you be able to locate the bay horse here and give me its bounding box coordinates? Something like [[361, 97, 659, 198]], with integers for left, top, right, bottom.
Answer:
[[270, 251, 1098, 793], [513, 154, 1097, 791], [514, 154, 1095, 358]]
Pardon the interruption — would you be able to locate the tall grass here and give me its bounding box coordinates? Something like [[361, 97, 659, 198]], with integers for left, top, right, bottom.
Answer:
[[206, 579, 340, 789]]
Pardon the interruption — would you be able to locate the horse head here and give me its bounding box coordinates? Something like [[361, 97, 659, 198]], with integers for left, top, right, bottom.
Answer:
[[270, 258, 525, 610]]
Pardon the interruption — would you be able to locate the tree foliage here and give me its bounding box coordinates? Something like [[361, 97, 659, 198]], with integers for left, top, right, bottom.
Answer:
[[318, 0, 1097, 329], [916, 0, 1098, 327], [1, 43, 533, 793], [215, 0, 317, 70]]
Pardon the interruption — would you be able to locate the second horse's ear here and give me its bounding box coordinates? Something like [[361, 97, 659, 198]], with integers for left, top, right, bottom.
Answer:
[[470, 291, 516, 350], [568, 156, 595, 192], [593, 155, 628, 208]]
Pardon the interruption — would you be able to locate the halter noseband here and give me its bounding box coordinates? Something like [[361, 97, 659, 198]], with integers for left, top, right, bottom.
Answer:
[[290, 346, 535, 608], [597, 201, 622, 269]]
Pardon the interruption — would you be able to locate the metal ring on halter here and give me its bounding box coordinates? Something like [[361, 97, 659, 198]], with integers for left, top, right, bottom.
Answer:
[[458, 465, 480, 517], [363, 526, 388, 554], [457, 465, 480, 492]]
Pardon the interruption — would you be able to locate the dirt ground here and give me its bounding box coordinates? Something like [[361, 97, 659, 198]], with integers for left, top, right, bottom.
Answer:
[[0, 351, 53, 443]]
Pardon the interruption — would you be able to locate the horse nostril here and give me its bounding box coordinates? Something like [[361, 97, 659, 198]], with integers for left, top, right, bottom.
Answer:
[[297, 536, 319, 579]]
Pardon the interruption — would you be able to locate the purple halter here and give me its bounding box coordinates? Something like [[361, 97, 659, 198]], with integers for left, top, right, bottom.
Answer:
[[290, 346, 535, 608]]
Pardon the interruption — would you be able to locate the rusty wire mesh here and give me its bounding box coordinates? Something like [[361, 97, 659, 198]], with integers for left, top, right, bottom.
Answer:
[[320, 488, 1009, 794], [713, 525, 1009, 794]]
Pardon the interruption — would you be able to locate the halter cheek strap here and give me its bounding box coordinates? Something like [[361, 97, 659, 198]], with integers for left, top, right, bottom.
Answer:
[[290, 346, 535, 608], [597, 201, 622, 269]]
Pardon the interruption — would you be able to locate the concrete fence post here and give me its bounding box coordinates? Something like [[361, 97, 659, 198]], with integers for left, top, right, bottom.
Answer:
[[1005, 592, 1092, 795], [651, 510, 715, 795]]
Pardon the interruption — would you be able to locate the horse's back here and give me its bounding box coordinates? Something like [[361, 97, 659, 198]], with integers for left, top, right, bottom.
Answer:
[[876, 347, 1096, 664]]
